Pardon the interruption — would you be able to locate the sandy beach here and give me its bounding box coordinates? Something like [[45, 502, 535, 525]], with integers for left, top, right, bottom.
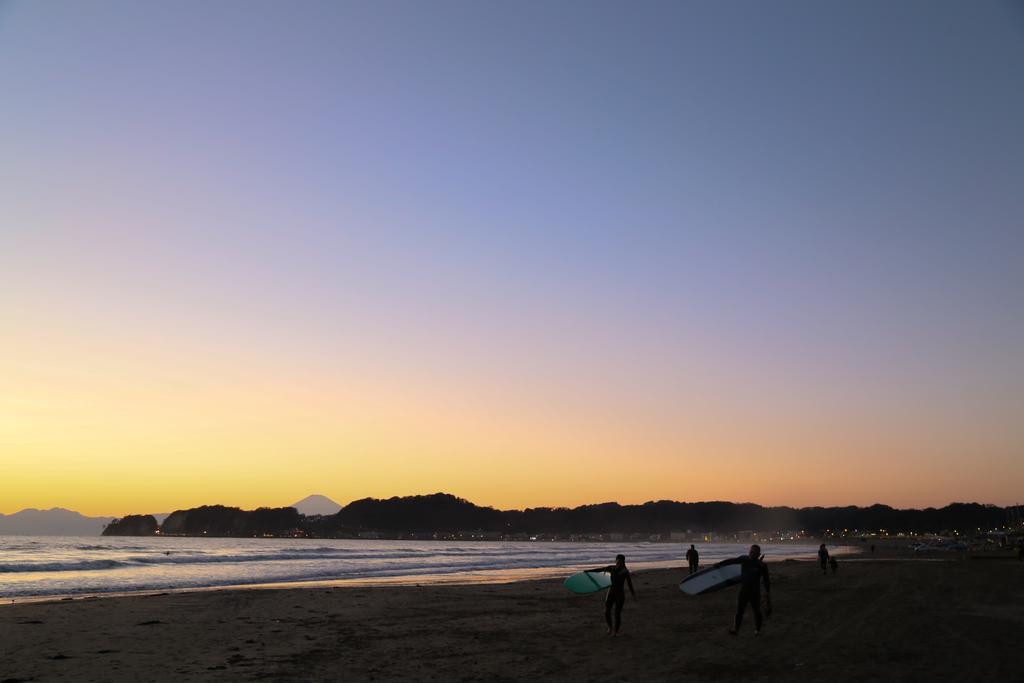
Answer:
[[2, 556, 1021, 681]]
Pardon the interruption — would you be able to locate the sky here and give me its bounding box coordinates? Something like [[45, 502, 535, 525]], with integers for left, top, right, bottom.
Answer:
[[2, 1, 1023, 516]]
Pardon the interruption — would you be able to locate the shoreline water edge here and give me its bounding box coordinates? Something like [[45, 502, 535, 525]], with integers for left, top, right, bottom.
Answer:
[[1, 537, 848, 603]]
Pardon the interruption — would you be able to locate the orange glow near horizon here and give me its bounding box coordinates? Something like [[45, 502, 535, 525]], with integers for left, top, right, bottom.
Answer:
[[3, 299, 1018, 516]]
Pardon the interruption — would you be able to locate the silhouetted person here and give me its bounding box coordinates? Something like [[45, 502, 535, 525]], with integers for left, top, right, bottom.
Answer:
[[717, 544, 771, 636], [818, 544, 830, 575], [590, 554, 635, 635], [686, 544, 699, 575], [870, 544, 876, 554], [829, 556, 838, 575]]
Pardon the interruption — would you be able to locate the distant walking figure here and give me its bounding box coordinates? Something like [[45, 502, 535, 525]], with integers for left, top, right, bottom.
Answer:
[[686, 544, 700, 575], [716, 544, 771, 636], [818, 544, 830, 575], [590, 554, 636, 635], [829, 556, 838, 575]]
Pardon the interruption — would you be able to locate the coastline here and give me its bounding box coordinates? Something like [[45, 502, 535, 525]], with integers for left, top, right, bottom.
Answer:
[[0, 540, 843, 606], [2, 556, 1019, 681]]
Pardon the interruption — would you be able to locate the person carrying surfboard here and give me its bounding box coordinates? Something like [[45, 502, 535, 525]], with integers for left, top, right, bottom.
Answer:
[[715, 544, 771, 636], [818, 543, 830, 575], [589, 554, 635, 635]]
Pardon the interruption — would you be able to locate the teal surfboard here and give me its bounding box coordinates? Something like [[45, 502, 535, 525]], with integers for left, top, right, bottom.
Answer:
[[564, 571, 612, 594]]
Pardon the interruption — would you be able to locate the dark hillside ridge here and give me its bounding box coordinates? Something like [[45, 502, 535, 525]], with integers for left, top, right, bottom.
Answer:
[[103, 493, 1014, 538], [103, 514, 158, 536]]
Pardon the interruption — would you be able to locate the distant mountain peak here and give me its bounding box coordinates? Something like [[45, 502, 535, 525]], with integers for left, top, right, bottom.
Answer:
[[291, 494, 342, 517], [0, 507, 115, 536]]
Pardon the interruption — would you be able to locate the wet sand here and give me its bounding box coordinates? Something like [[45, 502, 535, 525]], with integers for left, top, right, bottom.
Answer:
[[2, 557, 1021, 681]]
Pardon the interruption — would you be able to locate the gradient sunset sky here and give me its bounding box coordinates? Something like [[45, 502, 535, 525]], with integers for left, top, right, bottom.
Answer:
[[2, 1, 1022, 516]]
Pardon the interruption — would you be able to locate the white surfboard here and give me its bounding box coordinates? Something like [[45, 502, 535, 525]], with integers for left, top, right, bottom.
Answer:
[[679, 563, 742, 595]]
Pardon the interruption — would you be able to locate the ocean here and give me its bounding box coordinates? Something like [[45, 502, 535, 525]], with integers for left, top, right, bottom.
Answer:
[[0, 536, 828, 601]]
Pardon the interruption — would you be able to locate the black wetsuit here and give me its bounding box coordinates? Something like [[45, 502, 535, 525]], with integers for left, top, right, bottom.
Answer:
[[717, 555, 771, 631], [818, 546, 830, 574], [593, 565, 634, 632], [686, 547, 699, 575]]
